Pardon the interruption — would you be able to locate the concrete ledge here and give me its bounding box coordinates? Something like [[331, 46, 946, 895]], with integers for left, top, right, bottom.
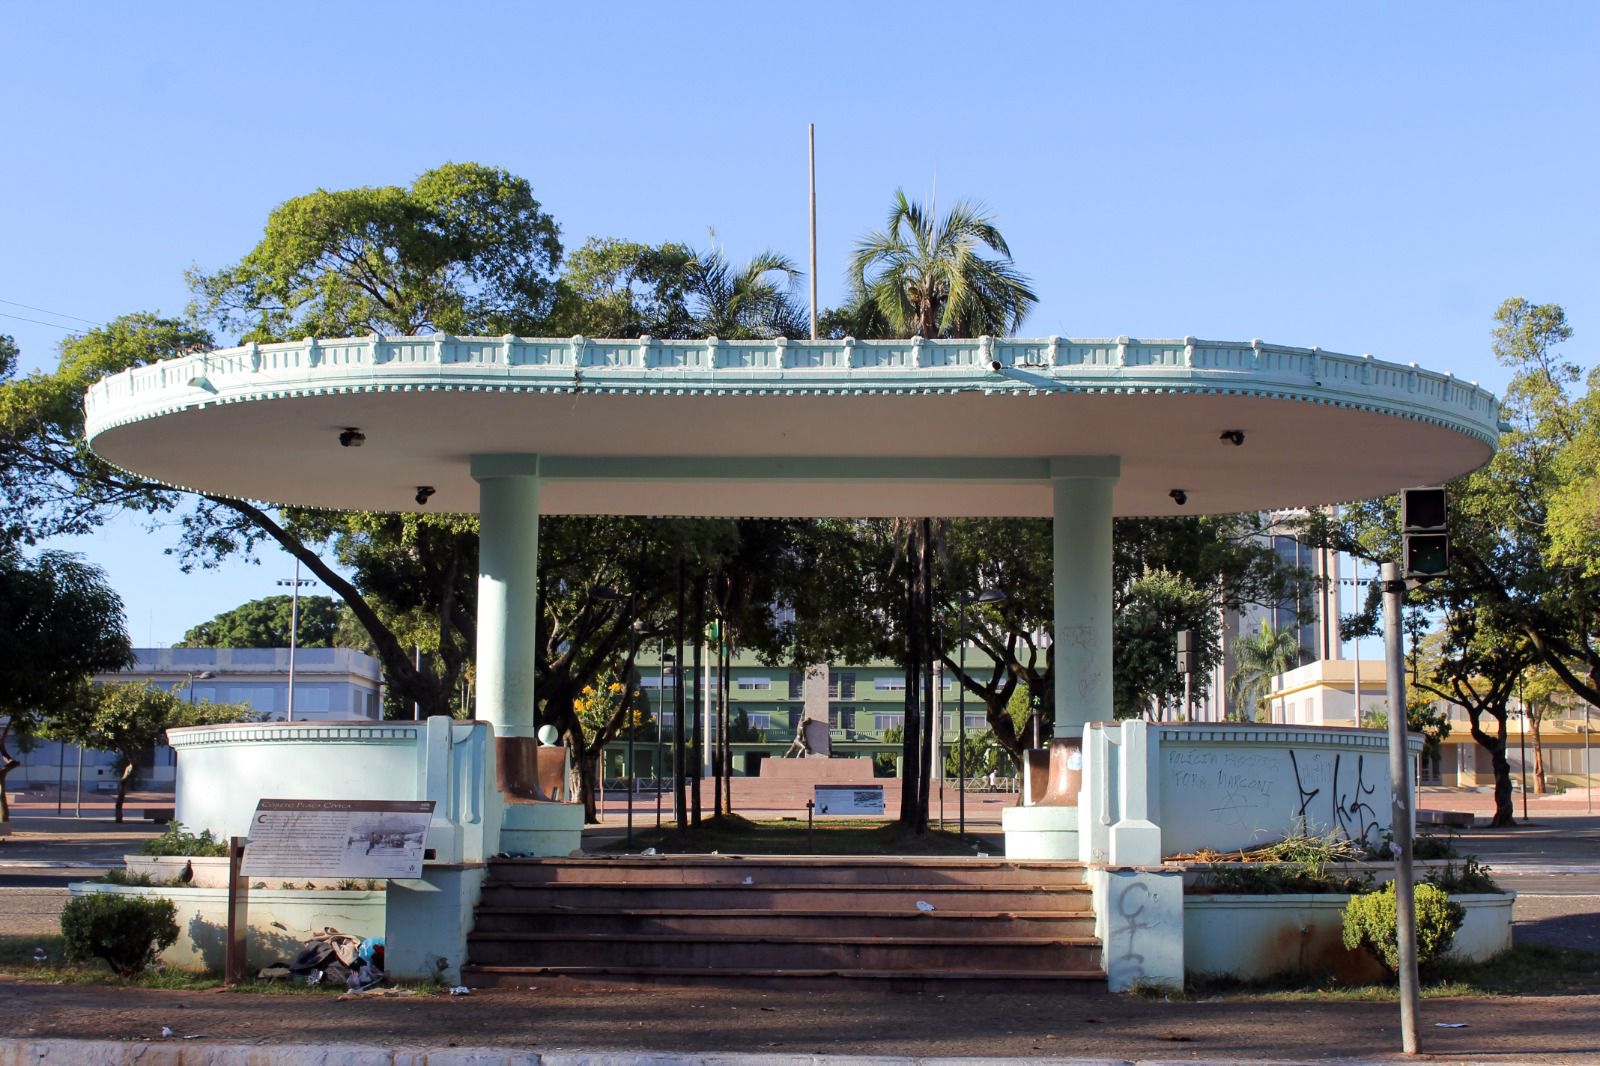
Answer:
[[1001, 804, 1079, 860], [68, 881, 383, 972], [500, 801, 584, 856]]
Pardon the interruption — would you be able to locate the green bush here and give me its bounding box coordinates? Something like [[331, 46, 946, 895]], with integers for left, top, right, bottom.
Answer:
[[1342, 882, 1464, 974], [139, 822, 229, 857], [1192, 863, 1371, 895], [60, 893, 180, 977], [1424, 857, 1500, 894]]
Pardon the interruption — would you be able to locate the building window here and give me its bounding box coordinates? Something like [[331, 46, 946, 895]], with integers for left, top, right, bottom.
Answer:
[[964, 714, 987, 731], [874, 678, 907, 692], [830, 706, 856, 731], [736, 677, 771, 691], [874, 713, 904, 732], [788, 671, 804, 699], [746, 713, 772, 730], [828, 672, 856, 699]]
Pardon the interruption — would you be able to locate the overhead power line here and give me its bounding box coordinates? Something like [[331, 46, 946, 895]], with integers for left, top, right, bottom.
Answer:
[[0, 310, 91, 333], [0, 297, 107, 328]]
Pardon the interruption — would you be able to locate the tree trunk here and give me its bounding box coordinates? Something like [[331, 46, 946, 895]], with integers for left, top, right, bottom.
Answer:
[[1531, 714, 1548, 795], [1469, 709, 1516, 827], [574, 741, 601, 824], [114, 759, 134, 824], [914, 520, 932, 830], [899, 550, 923, 829], [0, 719, 18, 823]]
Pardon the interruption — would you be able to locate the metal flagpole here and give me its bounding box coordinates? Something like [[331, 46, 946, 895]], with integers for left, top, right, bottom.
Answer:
[[808, 123, 818, 341]]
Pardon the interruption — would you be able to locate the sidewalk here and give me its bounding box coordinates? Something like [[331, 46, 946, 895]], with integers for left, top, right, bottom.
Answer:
[[2, 977, 1598, 1064]]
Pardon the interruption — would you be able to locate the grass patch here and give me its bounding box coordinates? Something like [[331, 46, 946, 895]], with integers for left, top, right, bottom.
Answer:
[[599, 813, 993, 855], [1184, 945, 1600, 1000]]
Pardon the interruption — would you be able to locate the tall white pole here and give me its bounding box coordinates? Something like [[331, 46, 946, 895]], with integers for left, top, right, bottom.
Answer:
[[1352, 557, 1363, 723], [287, 559, 300, 721], [808, 123, 818, 341], [1382, 561, 1421, 1054], [277, 561, 315, 722]]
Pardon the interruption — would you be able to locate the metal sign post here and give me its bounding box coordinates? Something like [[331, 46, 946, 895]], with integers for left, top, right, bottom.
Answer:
[[1381, 561, 1421, 1054]]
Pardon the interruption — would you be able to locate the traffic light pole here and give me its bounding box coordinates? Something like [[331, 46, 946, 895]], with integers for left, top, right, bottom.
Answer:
[[1382, 561, 1422, 1054]]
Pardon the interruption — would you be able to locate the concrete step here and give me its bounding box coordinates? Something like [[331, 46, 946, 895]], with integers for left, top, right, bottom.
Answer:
[[465, 931, 1103, 972], [472, 906, 1098, 940], [490, 856, 1085, 887], [477, 881, 1092, 913], [461, 963, 1106, 994]]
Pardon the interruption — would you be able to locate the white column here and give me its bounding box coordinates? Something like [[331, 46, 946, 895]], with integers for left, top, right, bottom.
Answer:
[[475, 466, 540, 739], [1052, 457, 1120, 738]]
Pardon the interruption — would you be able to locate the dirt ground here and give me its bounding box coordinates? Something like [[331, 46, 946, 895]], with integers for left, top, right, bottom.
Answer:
[[2, 977, 1599, 1062], [6, 807, 1600, 1061]]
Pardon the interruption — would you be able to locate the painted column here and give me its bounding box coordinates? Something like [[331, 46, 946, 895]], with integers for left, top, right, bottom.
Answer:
[[1052, 457, 1120, 738], [473, 459, 540, 739]]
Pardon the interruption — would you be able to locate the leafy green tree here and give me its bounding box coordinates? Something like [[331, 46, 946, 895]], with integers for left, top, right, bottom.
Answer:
[[1359, 690, 1453, 767], [1228, 620, 1302, 722], [43, 682, 254, 822], [189, 163, 563, 340], [551, 238, 805, 340], [1309, 298, 1598, 825], [848, 190, 1037, 338], [1113, 569, 1222, 719], [178, 594, 339, 649], [0, 546, 133, 821]]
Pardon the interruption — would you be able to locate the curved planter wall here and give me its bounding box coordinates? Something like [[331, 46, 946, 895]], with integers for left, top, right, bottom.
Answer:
[[167, 722, 426, 840], [68, 881, 384, 973], [1184, 891, 1515, 981]]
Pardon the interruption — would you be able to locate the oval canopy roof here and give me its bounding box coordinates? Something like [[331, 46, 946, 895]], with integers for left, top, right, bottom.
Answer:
[[84, 334, 1500, 519]]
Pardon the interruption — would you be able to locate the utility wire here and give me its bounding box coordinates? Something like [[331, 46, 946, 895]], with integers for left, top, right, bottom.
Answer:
[[0, 298, 105, 327], [0, 310, 92, 333]]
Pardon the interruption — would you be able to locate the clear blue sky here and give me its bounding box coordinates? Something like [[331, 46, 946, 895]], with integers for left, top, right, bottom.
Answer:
[[2, 2, 1596, 646]]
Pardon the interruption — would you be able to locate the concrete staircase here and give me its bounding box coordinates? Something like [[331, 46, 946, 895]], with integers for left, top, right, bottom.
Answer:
[[462, 855, 1104, 991]]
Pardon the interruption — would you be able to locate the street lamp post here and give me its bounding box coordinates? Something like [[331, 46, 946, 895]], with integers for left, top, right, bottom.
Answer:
[[958, 588, 1006, 834], [277, 562, 316, 722], [186, 670, 214, 706]]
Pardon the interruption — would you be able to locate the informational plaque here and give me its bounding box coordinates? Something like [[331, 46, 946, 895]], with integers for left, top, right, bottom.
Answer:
[[241, 799, 435, 879], [813, 784, 885, 816]]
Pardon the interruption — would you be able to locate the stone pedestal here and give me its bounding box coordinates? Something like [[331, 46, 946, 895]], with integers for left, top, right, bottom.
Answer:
[[385, 866, 488, 984], [1090, 867, 1184, 992], [499, 801, 584, 856], [1001, 804, 1080, 859]]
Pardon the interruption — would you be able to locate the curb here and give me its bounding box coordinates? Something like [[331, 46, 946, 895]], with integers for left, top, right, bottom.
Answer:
[[0, 1040, 1456, 1066]]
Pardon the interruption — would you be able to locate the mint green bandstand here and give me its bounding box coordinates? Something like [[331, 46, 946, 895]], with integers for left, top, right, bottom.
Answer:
[[85, 333, 1501, 986]]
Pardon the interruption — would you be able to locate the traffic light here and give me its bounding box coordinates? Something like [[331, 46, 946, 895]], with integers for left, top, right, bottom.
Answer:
[[1402, 487, 1449, 579], [1176, 630, 1198, 675]]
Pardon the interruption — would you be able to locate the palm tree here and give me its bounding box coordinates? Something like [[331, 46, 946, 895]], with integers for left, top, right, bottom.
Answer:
[[1228, 621, 1303, 722], [687, 245, 806, 340], [849, 190, 1037, 338]]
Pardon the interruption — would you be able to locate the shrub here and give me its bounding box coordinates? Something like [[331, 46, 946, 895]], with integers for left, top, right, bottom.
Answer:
[[1342, 882, 1464, 974], [1192, 863, 1371, 895], [1368, 830, 1459, 861], [60, 893, 180, 976], [1424, 857, 1500, 894], [139, 822, 229, 857]]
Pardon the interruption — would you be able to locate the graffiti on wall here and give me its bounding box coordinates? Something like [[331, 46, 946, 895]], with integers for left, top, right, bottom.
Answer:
[[1106, 878, 1151, 989], [1162, 743, 1391, 852]]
